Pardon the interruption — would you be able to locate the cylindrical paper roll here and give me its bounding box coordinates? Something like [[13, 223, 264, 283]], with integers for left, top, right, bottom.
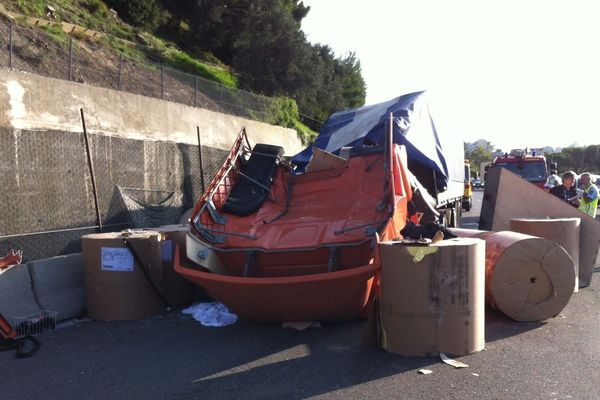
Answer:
[[378, 238, 485, 356], [510, 218, 581, 293], [482, 231, 575, 321]]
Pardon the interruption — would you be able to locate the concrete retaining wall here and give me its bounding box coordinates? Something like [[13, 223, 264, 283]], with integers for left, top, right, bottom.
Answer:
[[0, 69, 303, 153], [0, 69, 303, 261]]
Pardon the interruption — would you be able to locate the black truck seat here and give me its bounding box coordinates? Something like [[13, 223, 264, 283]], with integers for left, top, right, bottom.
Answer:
[[222, 143, 284, 216]]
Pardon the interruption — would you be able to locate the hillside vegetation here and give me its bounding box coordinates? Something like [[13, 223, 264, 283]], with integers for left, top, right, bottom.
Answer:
[[4, 1, 367, 144]]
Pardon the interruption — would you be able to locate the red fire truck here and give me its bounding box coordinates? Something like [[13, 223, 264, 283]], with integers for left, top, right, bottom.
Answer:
[[491, 149, 553, 188]]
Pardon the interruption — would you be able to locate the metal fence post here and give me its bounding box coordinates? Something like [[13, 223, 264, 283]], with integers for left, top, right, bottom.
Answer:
[[80, 108, 103, 233], [160, 64, 164, 100], [219, 84, 223, 112], [197, 126, 205, 193], [68, 38, 73, 81], [118, 54, 123, 90], [8, 19, 13, 69], [194, 76, 198, 108]]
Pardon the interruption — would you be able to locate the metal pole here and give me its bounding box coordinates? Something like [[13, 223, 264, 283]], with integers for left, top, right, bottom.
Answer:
[[8, 19, 13, 69], [80, 108, 103, 232], [219, 84, 223, 112], [118, 54, 123, 90], [69, 38, 73, 81], [197, 126, 206, 193], [194, 76, 198, 108], [160, 64, 164, 100]]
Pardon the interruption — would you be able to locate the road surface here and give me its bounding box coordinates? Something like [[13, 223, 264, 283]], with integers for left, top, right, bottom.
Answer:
[[461, 188, 483, 229], [2, 188, 599, 400]]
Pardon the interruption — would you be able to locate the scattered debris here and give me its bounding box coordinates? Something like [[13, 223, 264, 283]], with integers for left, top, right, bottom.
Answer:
[[418, 369, 433, 375], [281, 321, 321, 331], [440, 353, 469, 368], [182, 302, 237, 327]]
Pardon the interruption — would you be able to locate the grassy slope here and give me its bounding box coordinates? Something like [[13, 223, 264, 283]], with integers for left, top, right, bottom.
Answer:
[[6, 0, 237, 86]]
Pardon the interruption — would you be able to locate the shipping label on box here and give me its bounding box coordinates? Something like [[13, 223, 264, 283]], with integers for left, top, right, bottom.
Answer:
[[161, 240, 173, 262], [101, 247, 134, 272]]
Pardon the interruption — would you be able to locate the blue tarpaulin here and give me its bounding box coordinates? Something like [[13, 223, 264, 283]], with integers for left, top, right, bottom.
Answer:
[[292, 91, 452, 190]]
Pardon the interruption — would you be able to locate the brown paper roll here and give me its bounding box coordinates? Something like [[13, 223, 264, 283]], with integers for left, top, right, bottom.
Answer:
[[510, 218, 581, 293], [449, 228, 494, 240], [154, 225, 200, 307], [483, 231, 575, 321], [378, 238, 485, 356], [82, 231, 165, 321]]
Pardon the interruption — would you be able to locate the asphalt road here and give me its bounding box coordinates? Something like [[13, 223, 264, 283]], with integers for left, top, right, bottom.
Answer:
[[461, 188, 484, 229], [2, 190, 599, 400]]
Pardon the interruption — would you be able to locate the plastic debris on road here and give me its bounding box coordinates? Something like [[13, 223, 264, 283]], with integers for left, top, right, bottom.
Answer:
[[440, 353, 469, 368], [417, 369, 433, 375], [182, 302, 238, 327], [281, 321, 321, 331]]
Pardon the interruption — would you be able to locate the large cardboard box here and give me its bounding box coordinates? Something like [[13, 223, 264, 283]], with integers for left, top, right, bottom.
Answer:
[[155, 224, 200, 307], [82, 231, 165, 320], [377, 238, 485, 356]]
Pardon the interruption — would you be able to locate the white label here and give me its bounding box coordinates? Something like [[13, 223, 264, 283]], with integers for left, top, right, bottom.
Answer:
[[161, 240, 173, 262], [101, 247, 134, 272]]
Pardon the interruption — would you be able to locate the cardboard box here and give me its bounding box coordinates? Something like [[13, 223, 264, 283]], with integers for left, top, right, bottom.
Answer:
[[376, 238, 485, 356], [305, 147, 347, 173], [82, 231, 165, 321], [155, 224, 200, 307]]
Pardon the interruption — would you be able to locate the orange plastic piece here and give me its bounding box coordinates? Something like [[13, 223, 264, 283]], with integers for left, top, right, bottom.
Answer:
[[0, 249, 23, 270], [174, 246, 378, 322], [0, 313, 17, 339]]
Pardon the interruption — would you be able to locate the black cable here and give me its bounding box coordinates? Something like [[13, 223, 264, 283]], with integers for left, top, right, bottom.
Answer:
[[123, 239, 173, 308]]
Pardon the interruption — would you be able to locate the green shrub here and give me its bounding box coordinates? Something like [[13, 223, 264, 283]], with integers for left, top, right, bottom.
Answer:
[[293, 120, 318, 145], [268, 97, 299, 128], [106, 0, 167, 32]]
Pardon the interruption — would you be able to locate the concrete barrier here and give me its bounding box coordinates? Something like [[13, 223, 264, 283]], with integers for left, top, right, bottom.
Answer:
[[28, 253, 85, 321], [0, 264, 41, 324]]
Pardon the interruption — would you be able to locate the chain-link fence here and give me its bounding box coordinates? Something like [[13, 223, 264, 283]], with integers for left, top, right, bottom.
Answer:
[[0, 124, 229, 261], [0, 16, 279, 123]]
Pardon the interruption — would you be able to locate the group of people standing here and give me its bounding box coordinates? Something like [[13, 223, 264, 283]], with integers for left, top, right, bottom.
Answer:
[[548, 171, 599, 218]]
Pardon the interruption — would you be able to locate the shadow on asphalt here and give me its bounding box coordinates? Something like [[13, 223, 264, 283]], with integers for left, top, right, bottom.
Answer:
[[174, 309, 546, 399], [173, 319, 436, 399], [484, 306, 545, 343]]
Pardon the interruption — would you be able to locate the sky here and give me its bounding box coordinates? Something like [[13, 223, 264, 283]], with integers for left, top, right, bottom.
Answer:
[[300, 0, 600, 151]]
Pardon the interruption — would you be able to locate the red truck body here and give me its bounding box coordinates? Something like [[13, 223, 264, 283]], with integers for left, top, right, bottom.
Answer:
[[492, 153, 548, 188]]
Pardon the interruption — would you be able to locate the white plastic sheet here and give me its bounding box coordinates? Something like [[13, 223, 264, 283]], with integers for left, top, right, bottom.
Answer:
[[182, 302, 238, 327]]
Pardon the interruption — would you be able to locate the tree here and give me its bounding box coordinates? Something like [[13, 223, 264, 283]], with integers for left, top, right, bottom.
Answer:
[[546, 145, 600, 174], [465, 145, 493, 178], [336, 52, 366, 109], [159, 0, 366, 127], [107, 0, 167, 32]]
